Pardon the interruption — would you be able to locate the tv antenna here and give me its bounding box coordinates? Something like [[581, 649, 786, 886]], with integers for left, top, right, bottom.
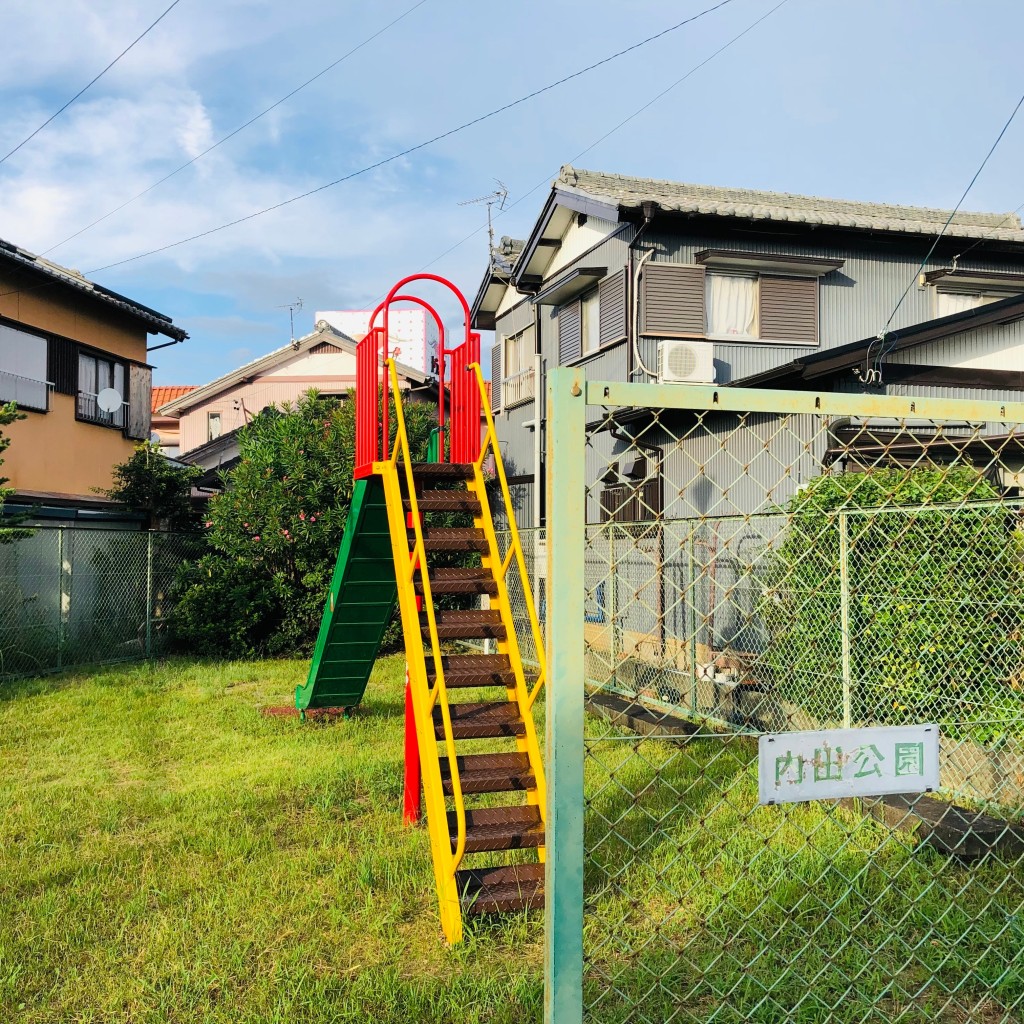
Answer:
[[277, 297, 303, 345], [458, 179, 508, 259]]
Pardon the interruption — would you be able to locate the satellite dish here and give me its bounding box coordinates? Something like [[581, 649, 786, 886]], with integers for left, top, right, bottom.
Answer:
[[96, 388, 123, 413]]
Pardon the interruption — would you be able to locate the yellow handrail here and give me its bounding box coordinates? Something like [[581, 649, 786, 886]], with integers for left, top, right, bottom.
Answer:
[[467, 360, 547, 708], [384, 361, 468, 872]]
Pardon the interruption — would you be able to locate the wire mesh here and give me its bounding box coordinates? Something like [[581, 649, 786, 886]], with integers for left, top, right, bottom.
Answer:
[[548, 386, 1024, 1023], [0, 527, 200, 681]]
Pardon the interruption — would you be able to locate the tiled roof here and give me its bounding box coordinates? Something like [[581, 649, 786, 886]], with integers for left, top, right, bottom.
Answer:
[[0, 237, 188, 339], [152, 385, 196, 412], [558, 166, 1024, 242]]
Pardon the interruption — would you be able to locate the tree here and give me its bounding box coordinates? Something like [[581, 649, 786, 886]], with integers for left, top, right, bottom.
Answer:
[[0, 401, 31, 544], [173, 389, 439, 657], [759, 466, 1024, 742], [103, 442, 203, 530]]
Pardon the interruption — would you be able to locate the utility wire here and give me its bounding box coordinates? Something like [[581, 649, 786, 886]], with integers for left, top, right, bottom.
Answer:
[[418, 0, 791, 275], [870, 87, 1024, 378], [85, 0, 738, 275], [0, 0, 185, 168], [41, 0, 429, 257]]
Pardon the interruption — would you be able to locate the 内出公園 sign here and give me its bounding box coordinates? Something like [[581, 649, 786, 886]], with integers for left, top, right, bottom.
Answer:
[[758, 725, 940, 805]]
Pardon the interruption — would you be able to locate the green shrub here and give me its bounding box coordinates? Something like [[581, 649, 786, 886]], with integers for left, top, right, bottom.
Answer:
[[172, 389, 437, 659], [760, 466, 1024, 741]]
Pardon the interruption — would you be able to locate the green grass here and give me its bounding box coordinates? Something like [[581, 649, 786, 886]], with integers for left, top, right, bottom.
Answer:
[[3, 658, 1023, 1023], [0, 656, 542, 1023]]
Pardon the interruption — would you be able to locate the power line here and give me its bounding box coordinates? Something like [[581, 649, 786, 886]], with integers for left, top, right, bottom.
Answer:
[[419, 0, 791, 276], [41, 0, 429, 257], [870, 87, 1024, 378], [0, 0, 185, 168], [84, 0, 738, 275]]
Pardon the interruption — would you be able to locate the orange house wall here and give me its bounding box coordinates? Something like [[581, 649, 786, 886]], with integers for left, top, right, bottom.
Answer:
[[0, 268, 151, 501]]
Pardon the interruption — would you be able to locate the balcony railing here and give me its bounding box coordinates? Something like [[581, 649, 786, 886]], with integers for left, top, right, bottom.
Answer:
[[503, 366, 536, 408], [77, 391, 126, 428], [0, 369, 51, 413]]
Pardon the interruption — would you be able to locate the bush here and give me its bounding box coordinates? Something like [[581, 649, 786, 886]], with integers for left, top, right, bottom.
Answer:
[[760, 466, 1024, 741], [172, 389, 438, 658]]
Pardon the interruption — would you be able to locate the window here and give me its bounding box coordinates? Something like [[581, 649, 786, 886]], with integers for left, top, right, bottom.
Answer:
[[502, 326, 535, 407], [935, 291, 1002, 318], [208, 412, 223, 441], [581, 289, 601, 354], [0, 324, 49, 412], [77, 351, 125, 427], [641, 262, 819, 345], [706, 272, 757, 339]]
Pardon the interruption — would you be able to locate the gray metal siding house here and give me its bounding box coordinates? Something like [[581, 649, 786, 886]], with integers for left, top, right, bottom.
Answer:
[[472, 166, 1024, 524]]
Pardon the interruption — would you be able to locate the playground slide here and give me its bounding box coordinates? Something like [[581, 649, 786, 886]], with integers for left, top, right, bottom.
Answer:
[[294, 475, 397, 711]]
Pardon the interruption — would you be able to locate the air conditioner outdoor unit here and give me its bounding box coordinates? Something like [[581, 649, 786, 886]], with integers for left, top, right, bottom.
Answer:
[[658, 340, 716, 384]]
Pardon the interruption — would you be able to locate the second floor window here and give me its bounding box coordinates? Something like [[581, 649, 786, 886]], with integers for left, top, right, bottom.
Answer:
[[706, 272, 757, 339], [502, 326, 536, 407], [0, 324, 49, 412], [208, 412, 223, 441], [77, 352, 125, 427]]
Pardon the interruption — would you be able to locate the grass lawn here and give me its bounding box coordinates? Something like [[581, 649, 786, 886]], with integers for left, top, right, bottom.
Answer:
[[4, 656, 1023, 1023], [0, 655, 542, 1023]]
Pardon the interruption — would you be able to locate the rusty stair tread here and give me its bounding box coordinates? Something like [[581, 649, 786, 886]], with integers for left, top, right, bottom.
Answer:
[[434, 700, 524, 738], [448, 804, 545, 853], [410, 463, 475, 480], [426, 653, 516, 687], [416, 527, 489, 552], [421, 609, 505, 641], [414, 568, 497, 596], [456, 863, 545, 915], [439, 752, 535, 794], [404, 491, 481, 513]]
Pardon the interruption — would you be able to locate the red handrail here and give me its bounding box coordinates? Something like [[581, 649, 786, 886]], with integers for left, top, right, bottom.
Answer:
[[356, 274, 480, 472]]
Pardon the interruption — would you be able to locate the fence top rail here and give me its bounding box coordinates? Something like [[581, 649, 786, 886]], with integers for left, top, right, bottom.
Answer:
[[0, 525, 203, 537], [583, 378, 1024, 423]]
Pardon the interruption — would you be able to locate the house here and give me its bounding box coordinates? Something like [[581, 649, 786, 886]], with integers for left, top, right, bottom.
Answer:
[[472, 166, 1024, 526], [157, 322, 436, 488], [0, 236, 187, 519], [151, 386, 196, 457]]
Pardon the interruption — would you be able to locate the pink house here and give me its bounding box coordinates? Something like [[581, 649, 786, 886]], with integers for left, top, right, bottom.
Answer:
[[157, 322, 432, 487]]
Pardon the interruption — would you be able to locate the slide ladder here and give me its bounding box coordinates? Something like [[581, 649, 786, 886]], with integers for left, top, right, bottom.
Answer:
[[298, 275, 547, 943]]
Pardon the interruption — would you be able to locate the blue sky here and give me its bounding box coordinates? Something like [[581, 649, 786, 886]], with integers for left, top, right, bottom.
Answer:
[[1, 0, 1023, 385]]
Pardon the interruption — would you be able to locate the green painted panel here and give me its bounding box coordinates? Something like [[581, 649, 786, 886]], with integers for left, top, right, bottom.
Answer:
[[295, 476, 398, 710]]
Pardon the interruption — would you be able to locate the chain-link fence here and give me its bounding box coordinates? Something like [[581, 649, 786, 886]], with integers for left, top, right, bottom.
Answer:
[[0, 527, 200, 681], [544, 370, 1024, 1023]]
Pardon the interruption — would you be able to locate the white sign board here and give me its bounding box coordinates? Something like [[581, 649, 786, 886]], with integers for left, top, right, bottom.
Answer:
[[315, 309, 433, 374], [758, 725, 940, 806]]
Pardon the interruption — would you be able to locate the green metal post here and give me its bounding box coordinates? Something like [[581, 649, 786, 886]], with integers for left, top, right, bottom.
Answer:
[[545, 366, 586, 1024], [56, 527, 64, 672], [687, 528, 697, 715], [839, 511, 852, 728], [145, 532, 154, 659]]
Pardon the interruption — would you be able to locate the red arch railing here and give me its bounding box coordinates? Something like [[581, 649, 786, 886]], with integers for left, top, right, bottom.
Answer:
[[355, 275, 481, 477]]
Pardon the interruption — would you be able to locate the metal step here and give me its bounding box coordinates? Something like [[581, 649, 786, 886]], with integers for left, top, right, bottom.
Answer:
[[404, 491, 481, 514], [415, 568, 497, 596], [439, 752, 535, 795], [434, 700, 525, 739], [422, 609, 505, 641], [410, 463, 475, 481], [448, 804, 545, 854], [427, 653, 516, 688], [456, 862, 545, 916], [416, 527, 489, 553]]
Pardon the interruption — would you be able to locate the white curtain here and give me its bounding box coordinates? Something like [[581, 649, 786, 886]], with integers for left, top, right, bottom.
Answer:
[[936, 291, 986, 317], [707, 273, 756, 338]]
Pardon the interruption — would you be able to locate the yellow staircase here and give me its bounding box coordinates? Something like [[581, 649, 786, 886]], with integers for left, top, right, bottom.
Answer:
[[376, 359, 547, 944]]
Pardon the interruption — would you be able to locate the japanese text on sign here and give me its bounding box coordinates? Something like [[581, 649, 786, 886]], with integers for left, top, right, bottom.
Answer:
[[758, 725, 940, 805]]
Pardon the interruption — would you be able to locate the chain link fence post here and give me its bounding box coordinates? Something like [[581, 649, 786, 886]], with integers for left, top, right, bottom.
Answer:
[[839, 509, 853, 728], [145, 531, 154, 660], [545, 367, 586, 1024]]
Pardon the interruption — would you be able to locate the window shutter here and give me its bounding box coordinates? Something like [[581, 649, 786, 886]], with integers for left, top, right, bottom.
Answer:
[[126, 364, 152, 440], [557, 300, 582, 364], [598, 270, 627, 346], [758, 275, 818, 344], [48, 337, 77, 395], [641, 263, 705, 336], [490, 340, 502, 412]]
